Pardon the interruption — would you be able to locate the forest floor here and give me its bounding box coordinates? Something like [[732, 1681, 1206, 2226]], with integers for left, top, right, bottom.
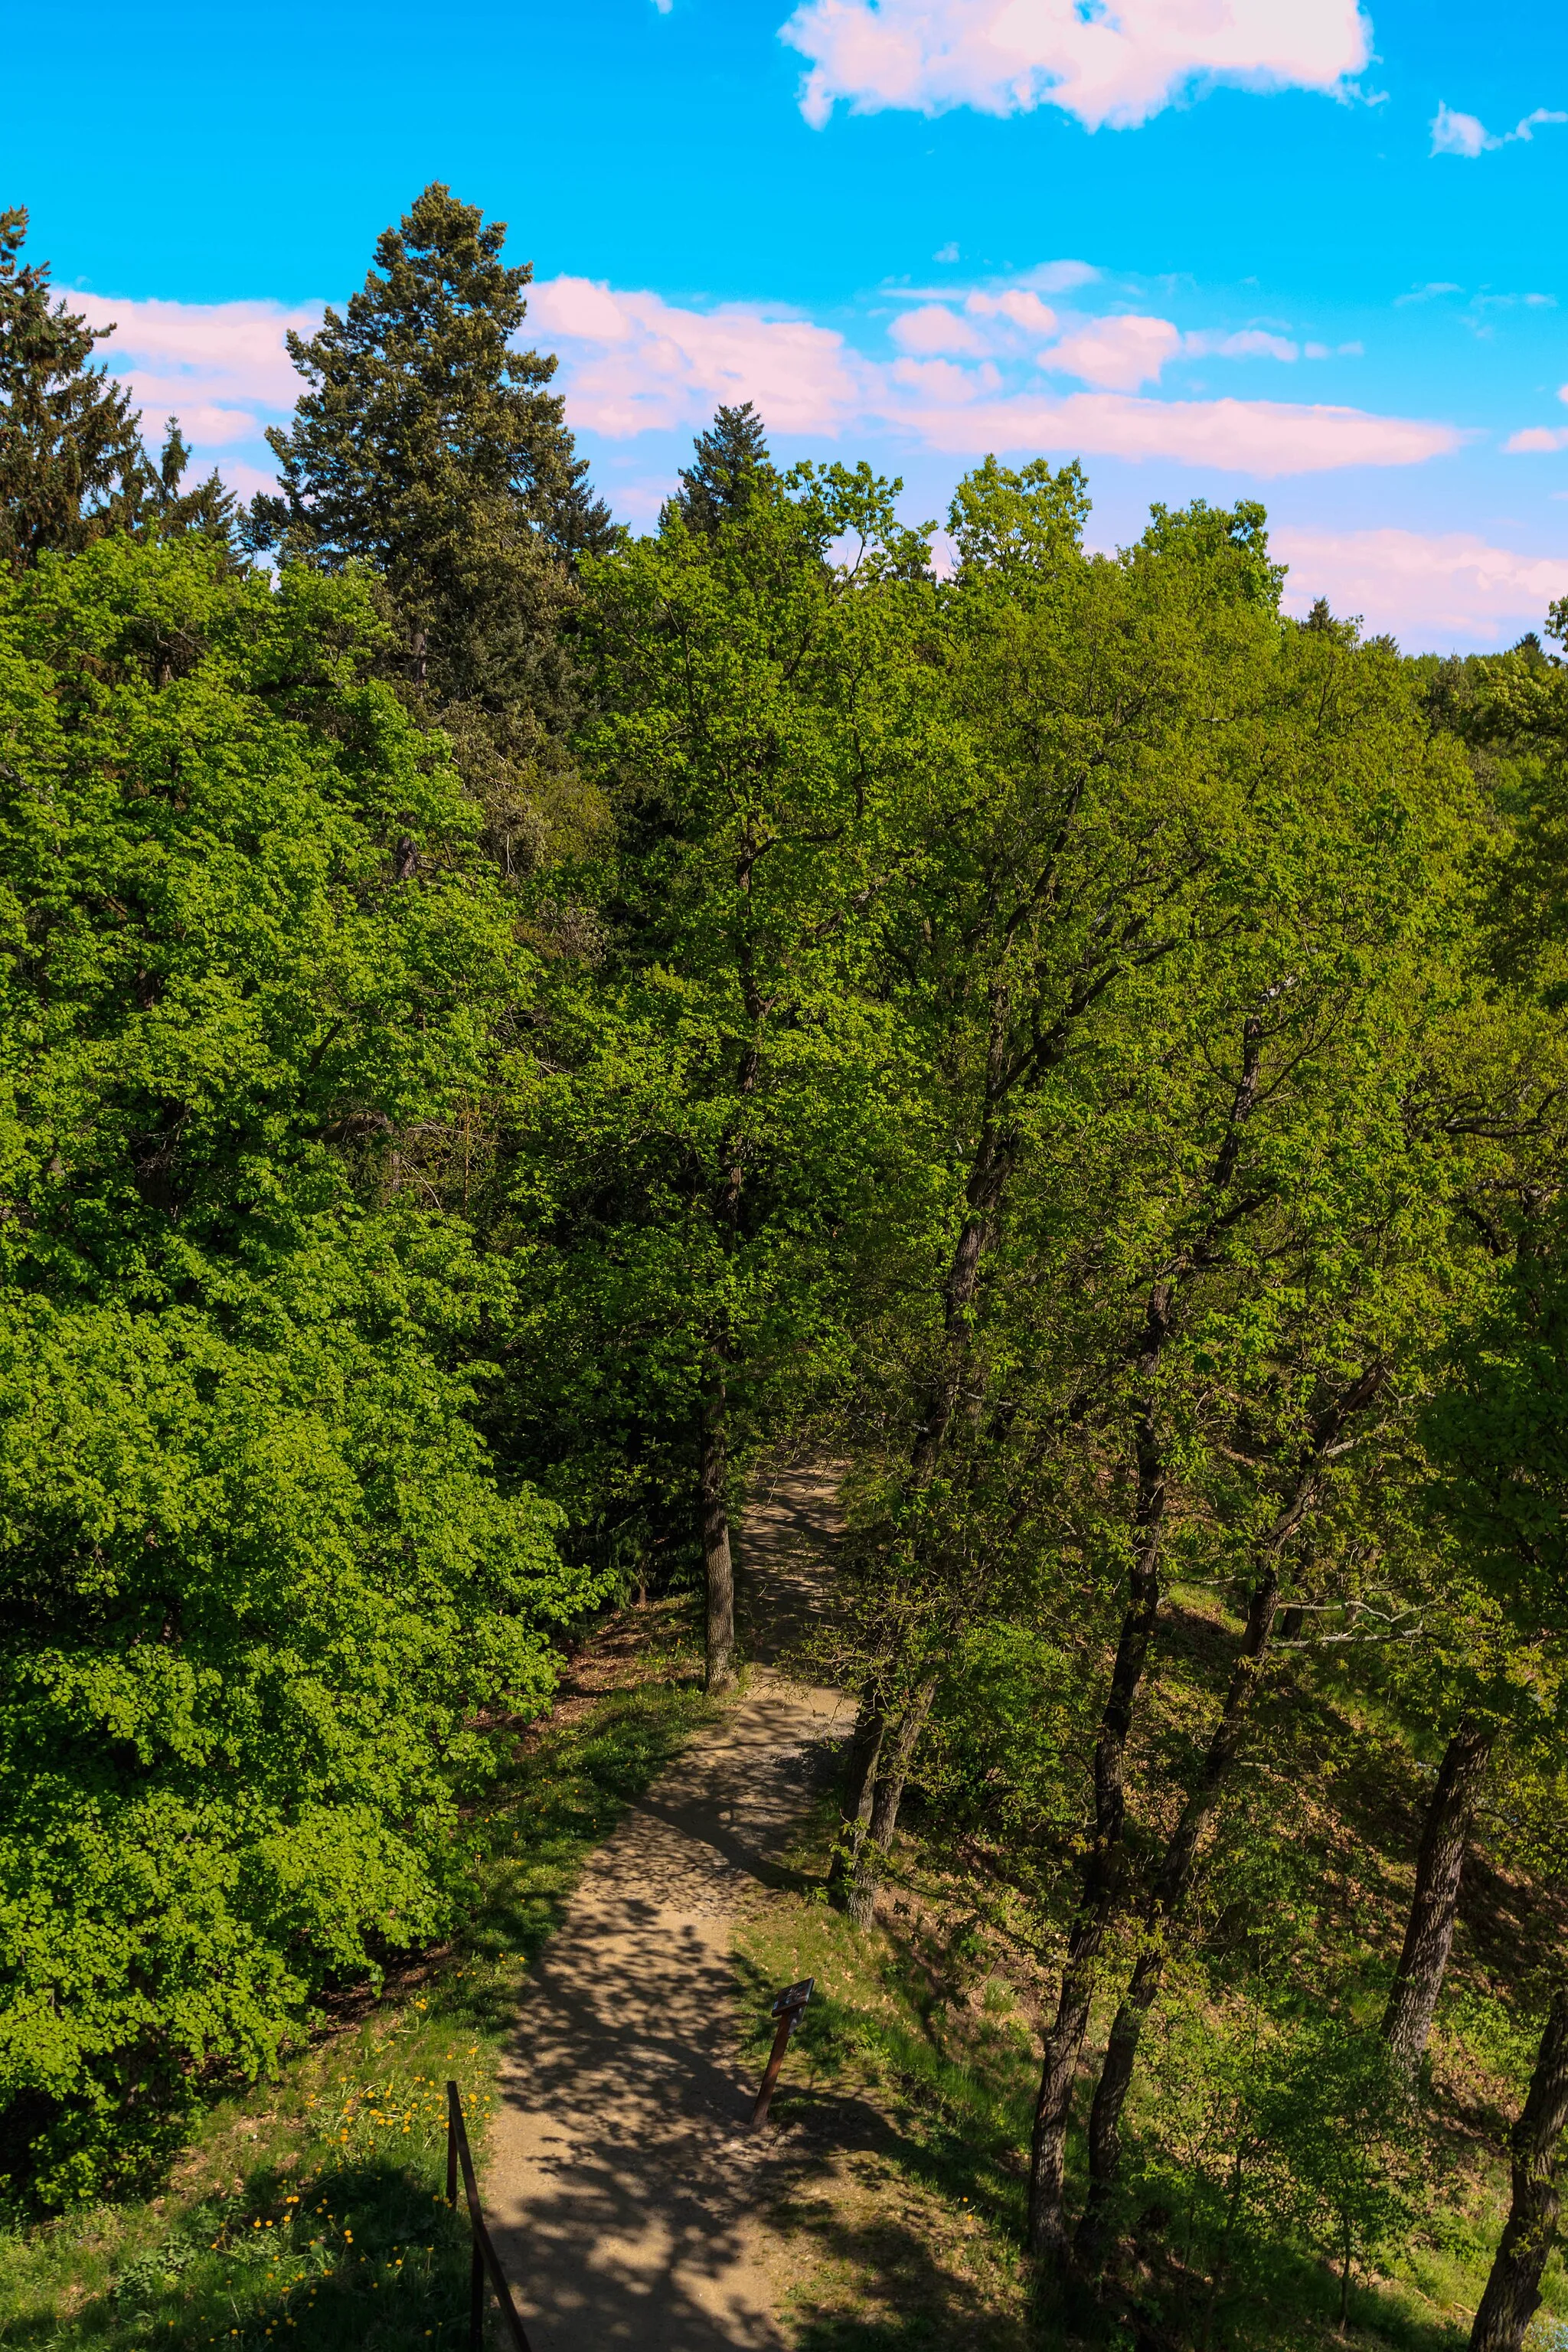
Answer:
[[8, 1477, 1568, 2352], [0, 1594, 720, 2350], [482, 1465, 851, 2349]]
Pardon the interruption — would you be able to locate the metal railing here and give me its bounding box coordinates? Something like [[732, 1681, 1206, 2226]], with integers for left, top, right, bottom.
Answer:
[[446, 2079, 533, 2352]]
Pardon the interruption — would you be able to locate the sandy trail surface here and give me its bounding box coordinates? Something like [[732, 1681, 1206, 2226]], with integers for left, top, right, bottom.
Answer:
[[485, 1466, 847, 2350]]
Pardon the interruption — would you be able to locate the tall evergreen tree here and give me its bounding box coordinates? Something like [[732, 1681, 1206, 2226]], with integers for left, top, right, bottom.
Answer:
[[0, 207, 154, 572], [665, 400, 773, 536], [247, 183, 610, 719]]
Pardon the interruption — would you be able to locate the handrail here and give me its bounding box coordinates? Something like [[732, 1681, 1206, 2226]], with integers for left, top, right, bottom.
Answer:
[[446, 2079, 534, 2352]]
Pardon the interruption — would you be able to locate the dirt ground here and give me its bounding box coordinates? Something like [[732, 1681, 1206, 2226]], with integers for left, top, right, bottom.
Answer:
[[485, 1467, 851, 2351]]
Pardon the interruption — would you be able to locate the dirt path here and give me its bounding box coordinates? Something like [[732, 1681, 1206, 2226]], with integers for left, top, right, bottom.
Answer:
[[486, 1466, 848, 2350]]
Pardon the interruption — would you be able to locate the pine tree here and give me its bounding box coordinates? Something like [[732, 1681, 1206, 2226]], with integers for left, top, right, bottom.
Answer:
[[0, 207, 155, 572], [247, 183, 610, 717], [108, 416, 241, 555], [665, 401, 773, 536]]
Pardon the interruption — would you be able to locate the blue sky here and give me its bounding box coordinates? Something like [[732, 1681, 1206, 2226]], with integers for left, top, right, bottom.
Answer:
[[6, 0, 1567, 645]]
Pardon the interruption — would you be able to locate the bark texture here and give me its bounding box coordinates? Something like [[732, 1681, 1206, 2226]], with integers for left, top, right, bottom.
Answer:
[[828, 1684, 886, 1910], [700, 1387, 736, 1694], [1072, 1361, 1385, 2273], [1469, 1988, 1568, 2352], [1027, 1292, 1172, 2259], [842, 1674, 939, 1927], [1027, 1017, 1272, 2265], [1382, 1717, 1494, 2081]]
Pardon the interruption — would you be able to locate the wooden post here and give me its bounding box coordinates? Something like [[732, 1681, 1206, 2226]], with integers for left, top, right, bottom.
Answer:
[[750, 1978, 814, 2129]]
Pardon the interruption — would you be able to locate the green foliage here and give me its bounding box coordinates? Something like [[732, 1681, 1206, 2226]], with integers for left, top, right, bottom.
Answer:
[[505, 451, 945, 1557], [249, 184, 609, 712], [1261, 2013, 1423, 2327], [665, 398, 776, 537], [0, 535, 595, 2203], [1427, 1215, 1568, 1616], [0, 1653, 711, 2344], [0, 210, 172, 573]]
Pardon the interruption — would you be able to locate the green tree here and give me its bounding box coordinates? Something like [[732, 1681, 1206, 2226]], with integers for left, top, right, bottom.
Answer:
[[0, 534, 589, 2203], [248, 184, 609, 717], [0, 206, 155, 572], [664, 400, 775, 537], [512, 448, 939, 1690], [1264, 2014, 1421, 2331]]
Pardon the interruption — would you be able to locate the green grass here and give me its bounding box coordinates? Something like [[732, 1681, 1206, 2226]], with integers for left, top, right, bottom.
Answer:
[[733, 1795, 1567, 2352], [734, 1811, 1034, 2352], [0, 1606, 714, 2351]]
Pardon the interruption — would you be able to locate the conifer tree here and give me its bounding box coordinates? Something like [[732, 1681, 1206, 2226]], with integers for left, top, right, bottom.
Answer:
[[108, 416, 241, 554], [248, 183, 610, 718], [665, 400, 773, 536], [0, 207, 154, 572]]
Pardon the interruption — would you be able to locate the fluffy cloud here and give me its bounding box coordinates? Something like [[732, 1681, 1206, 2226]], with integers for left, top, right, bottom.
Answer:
[[1276, 525, 1568, 641], [900, 301, 1304, 390], [1505, 427, 1568, 454], [891, 303, 991, 354], [72, 293, 320, 445], [908, 391, 1455, 473], [527, 276, 863, 434], [1044, 314, 1182, 390], [1430, 100, 1567, 156], [531, 273, 1458, 477], [780, 0, 1373, 132], [966, 287, 1061, 335]]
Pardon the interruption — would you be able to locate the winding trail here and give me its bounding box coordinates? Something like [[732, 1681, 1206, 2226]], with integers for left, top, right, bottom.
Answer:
[[486, 1466, 848, 2350]]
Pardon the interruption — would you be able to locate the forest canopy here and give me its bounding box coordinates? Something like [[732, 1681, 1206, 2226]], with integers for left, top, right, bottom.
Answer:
[[2, 186, 1566, 2352]]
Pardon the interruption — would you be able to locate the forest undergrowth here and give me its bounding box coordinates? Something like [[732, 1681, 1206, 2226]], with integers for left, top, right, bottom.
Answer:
[[0, 1601, 710, 2351], [737, 1580, 1568, 2352]]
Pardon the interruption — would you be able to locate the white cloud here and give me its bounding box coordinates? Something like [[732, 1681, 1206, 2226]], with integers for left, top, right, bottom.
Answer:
[[911, 391, 1456, 473], [1430, 103, 1490, 158], [1015, 259, 1099, 292], [532, 273, 1459, 478], [965, 287, 1060, 335], [207, 457, 285, 505], [1276, 525, 1568, 641], [72, 293, 321, 439], [528, 276, 864, 434], [933, 240, 961, 262], [892, 303, 989, 354], [1045, 314, 1183, 389], [780, 0, 1373, 132], [1184, 327, 1298, 361], [891, 355, 1001, 400], [1431, 99, 1567, 155], [1505, 426, 1568, 453]]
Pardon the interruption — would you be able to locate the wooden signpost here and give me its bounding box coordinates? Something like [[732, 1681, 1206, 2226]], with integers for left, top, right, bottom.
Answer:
[[750, 1977, 814, 2128]]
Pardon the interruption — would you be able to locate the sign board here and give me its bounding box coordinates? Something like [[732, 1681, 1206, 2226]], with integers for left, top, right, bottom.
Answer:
[[771, 1977, 815, 2018]]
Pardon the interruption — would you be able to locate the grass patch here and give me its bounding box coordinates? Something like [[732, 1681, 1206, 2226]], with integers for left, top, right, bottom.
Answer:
[[0, 1602, 714, 2351], [731, 1795, 1567, 2352], [735, 1808, 1033, 2352]]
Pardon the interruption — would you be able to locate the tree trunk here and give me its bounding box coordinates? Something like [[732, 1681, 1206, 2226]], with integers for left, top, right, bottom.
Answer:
[[1028, 1326, 1171, 2262], [700, 1381, 736, 1694], [1073, 1361, 1383, 2275], [828, 1684, 886, 1910], [842, 1674, 939, 1928], [1028, 1019, 1272, 2269], [1382, 1718, 1494, 2081], [1074, 1557, 1283, 2273], [1470, 1988, 1568, 2352]]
